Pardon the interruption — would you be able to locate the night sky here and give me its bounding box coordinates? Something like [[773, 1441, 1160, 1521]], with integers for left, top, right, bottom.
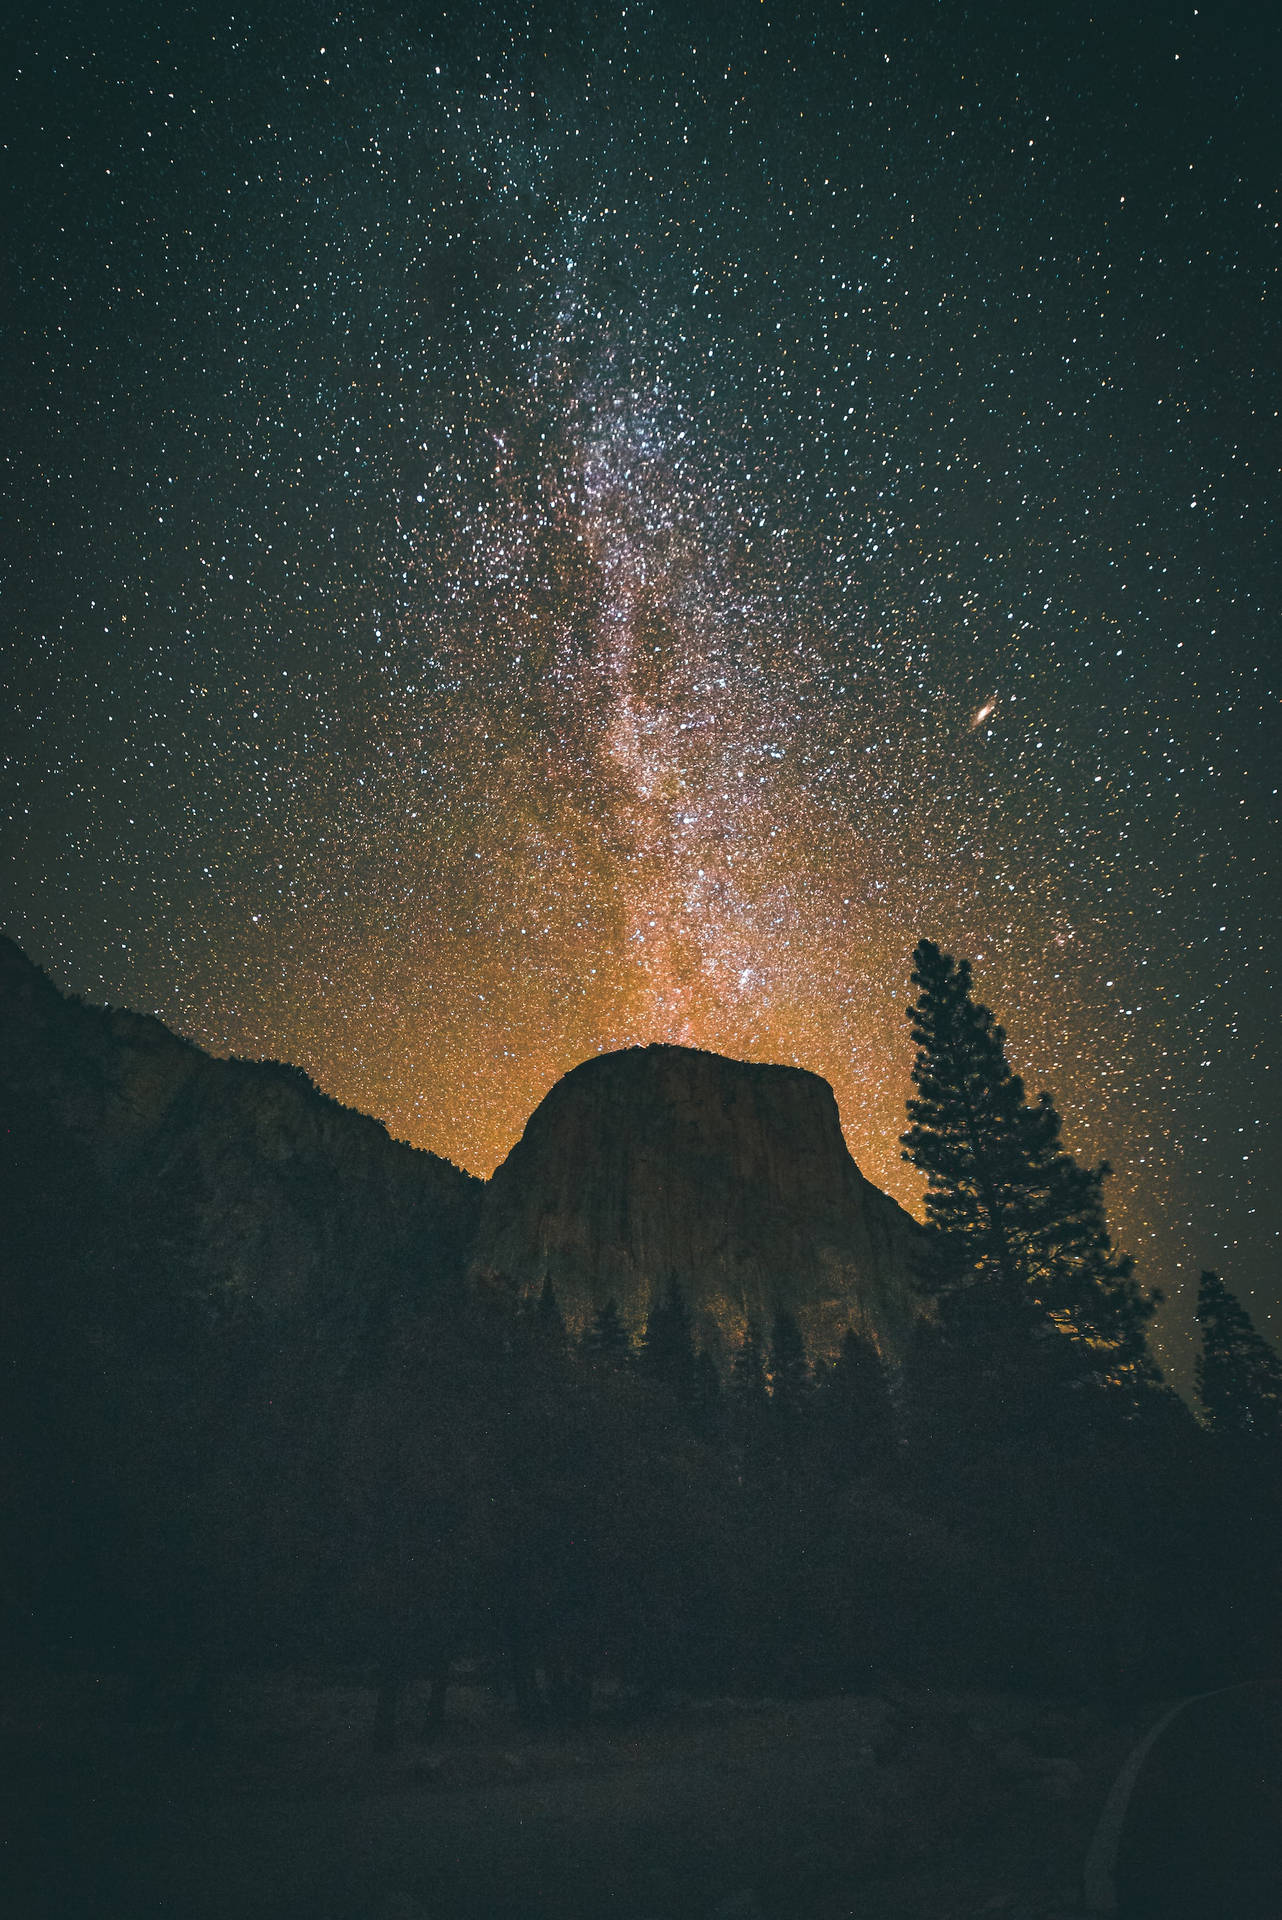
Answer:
[[4, 2, 1278, 1375]]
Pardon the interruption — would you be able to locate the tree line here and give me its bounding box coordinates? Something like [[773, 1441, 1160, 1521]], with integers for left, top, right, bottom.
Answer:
[[2, 938, 1278, 1742]]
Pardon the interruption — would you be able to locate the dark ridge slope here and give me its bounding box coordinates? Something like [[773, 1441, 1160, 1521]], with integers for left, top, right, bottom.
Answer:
[[0, 935, 482, 1327]]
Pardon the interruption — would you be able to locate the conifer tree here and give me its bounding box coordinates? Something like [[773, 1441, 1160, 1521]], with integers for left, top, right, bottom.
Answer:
[[901, 939, 1032, 1301], [827, 1325, 894, 1465], [768, 1307, 811, 1422], [731, 1317, 769, 1423], [641, 1279, 697, 1399], [1194, 1272, 1282, 1441], [529, 1275, 567, 1350], [581, 1298, 633, 1367], [900, 938, 1156, 1397]]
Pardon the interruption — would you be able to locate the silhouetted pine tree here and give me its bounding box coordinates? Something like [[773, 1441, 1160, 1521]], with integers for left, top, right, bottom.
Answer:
[[902, 940, 1030, 1299], [731, 1317, 769, 1426], [581, 1298, 633, 1366], [901, 938, 1156, 1400], [1195, 1272, 1282, 1441], [528, 1275, 567, 1351], [641, 1279, 697, 1400], [768, 1308, 811, 1423], [827, 1325, 894, 1467]]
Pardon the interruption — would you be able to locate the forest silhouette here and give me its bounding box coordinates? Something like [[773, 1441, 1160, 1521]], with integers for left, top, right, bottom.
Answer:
[[3, 936, 1279, 1754]]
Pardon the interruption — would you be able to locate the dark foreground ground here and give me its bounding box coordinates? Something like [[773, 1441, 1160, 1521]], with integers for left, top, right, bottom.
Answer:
[[3, 1674, 1276, 1920]]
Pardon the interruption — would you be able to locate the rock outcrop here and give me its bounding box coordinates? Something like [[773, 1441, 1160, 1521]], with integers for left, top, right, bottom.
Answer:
[[0, 936, 482, 1324], [470, 1043, 922, 1360], [3, 940, 922, 1358]]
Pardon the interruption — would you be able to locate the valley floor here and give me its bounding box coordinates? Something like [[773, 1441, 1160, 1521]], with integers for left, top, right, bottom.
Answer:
[[3, 1675, 1151, 1920]]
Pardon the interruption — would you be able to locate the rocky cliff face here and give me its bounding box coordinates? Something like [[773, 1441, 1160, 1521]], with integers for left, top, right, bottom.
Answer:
[[4, 941, 922, 1358], [470, 1043, 923, 1360], [1, 937, 482, 1325]]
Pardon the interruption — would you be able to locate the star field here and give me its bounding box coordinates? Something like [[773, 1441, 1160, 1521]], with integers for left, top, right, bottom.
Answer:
[[4, 2, 1279, 1373]]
